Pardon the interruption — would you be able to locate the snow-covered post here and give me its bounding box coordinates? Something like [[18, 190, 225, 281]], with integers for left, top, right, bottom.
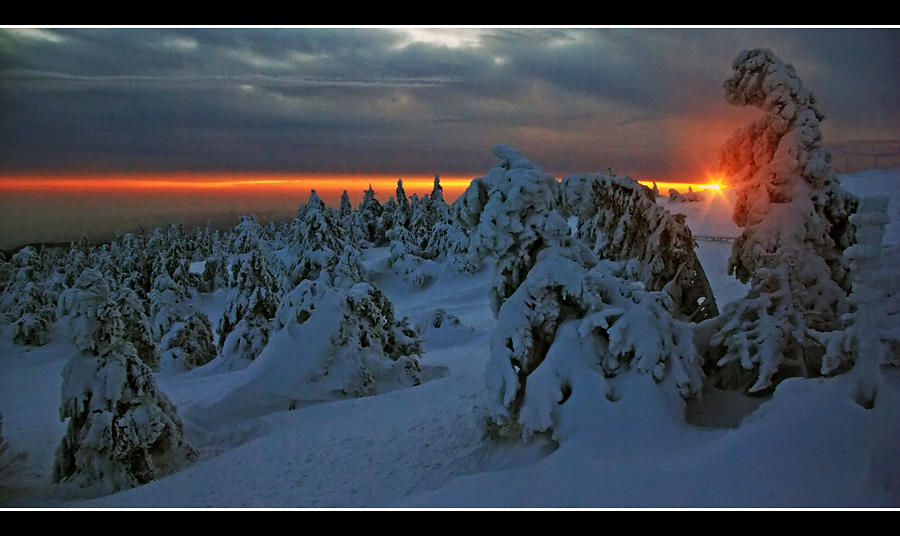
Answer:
[[701, 49, 860, 393], [812, 196, 899, 408]]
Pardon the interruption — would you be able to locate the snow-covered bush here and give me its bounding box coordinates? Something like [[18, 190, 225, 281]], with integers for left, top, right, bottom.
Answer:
[[269, 280, 421, 397], [54, 269, 195, 493], [701, 49, 860, 393]]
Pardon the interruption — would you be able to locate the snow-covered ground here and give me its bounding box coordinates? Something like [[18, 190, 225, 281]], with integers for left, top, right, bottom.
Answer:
[[1, 169, 898, 509]]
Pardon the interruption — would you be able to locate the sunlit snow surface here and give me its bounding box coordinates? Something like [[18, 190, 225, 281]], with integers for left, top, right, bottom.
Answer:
[[0, 169, 898, 508]]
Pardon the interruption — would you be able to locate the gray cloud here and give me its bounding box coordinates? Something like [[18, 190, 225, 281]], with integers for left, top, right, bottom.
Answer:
[[1, 27, 897, 178]]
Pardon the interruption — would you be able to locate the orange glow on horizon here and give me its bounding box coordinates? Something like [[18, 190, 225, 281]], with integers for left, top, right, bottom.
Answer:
[[0, 172, 477, 204], [0, 172, 728, 204]]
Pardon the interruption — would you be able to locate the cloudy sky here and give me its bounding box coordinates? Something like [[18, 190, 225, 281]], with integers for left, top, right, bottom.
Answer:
[[2, 26, 898, 183]]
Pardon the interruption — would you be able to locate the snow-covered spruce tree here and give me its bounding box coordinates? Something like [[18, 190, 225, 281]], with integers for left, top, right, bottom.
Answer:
[[456, 145, 573, 314], [0, 246, 46, 324], [147, 268, 186, 344], [699, 49, 859, 394], [62, 235, 96, 289], [386, 224, 432, 287], [216, 248, 280, 369], [356, 184, 385, 246], [394, 179, 412, 229], [112, 284, 161, 372], [561, 173, 718, 323], [162, 305, 217, 371], [339, 189, 354, 221], [811, 196, 900, 408], [12, 281, 55, 346], [0, 251, 11, 293], [54, 269, 195, 493], [460, 146, 703, 440], [289, 190, 356, 286], [198, 247, 231, 294]]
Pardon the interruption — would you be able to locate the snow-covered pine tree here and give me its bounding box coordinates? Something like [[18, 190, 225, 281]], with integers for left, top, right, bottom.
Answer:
[[289, 190, 355, 286], [561, 173, 718, 322], [699, 49, 859, 394], [460, 147, 703, 440], [62, 235, 96, 288], [421, 175, 455, 255], [356, 184, 384, 246], [386, 224, 431, 287], [0, 251, 11, 293], [394, 179, 412, 229], [147, 268, 186, 344], [112, 284, 161, 371], [12, 280, 55, 346], [198, 248, 231, 294], [216, 248, 279, 369], [54, 269, 195, 493], [456, 145, 571, 314], [162, 305, 217, 370], [0, 246, 46, 324]]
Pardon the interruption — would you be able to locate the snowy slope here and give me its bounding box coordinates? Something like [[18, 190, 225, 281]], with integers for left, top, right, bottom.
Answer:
[[0, 169, 898, 509]]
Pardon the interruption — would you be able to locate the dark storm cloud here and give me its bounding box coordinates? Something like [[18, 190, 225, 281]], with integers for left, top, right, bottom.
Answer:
[[1, 27, 898, 177]]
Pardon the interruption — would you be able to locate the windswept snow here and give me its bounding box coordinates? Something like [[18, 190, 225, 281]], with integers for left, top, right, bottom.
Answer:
[[1, 169, 898, 509]]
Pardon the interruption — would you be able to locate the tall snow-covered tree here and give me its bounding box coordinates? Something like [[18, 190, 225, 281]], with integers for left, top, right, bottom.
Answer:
[[456, 145, 572, 314], [700, 48, 859, 394], [147, 269, 186, 343], [53, 269, 195, 493], [394, 179, 412, 229], [12, 281, 55, 346], [356, 184, 384, 246]]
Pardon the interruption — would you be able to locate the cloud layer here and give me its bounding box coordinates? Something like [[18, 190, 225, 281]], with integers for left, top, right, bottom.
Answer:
[[2, 27, 898, 180]]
